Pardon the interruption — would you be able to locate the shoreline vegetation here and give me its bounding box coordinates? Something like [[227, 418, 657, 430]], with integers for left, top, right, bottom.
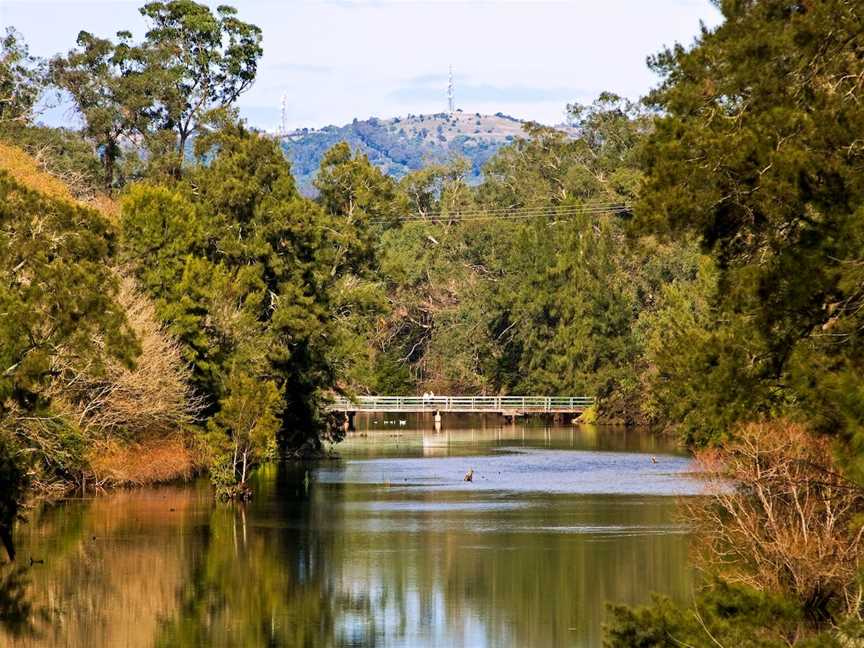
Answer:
[[2, 0, 864, 644]]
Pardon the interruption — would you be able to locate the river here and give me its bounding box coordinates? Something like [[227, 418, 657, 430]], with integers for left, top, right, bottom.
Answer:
[[2, 418, 701, 647]]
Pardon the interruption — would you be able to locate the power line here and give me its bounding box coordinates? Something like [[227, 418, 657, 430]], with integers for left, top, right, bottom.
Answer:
[[368, 202, 630, 225], [372, 201, 626, 221], [398, 200, 623, 217]]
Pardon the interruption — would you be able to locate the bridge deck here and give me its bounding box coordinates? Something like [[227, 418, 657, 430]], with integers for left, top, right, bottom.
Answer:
[[328, 396, 594, 414]]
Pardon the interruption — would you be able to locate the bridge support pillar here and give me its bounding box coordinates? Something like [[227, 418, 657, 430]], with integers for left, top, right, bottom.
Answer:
[[501, 411, 518, 425], [434, 410, 442, 432], [342, 411, 356, 434]]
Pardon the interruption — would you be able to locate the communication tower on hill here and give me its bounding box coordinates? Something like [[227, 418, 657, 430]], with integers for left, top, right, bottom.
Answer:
[[447, 65, 455, 114], [280, 92, 289, 136]]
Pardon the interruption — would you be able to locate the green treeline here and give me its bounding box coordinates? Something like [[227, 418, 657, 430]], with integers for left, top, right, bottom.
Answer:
[[1, 0, 864, 643], [604, 0, 864, 644]]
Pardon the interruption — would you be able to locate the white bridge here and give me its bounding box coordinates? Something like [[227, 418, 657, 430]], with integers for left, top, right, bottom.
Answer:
[[328, 395, 595, 416]]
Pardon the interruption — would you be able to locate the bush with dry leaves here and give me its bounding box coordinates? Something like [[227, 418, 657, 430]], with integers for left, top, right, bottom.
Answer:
[[691, 422, 864, 623], [51, 277, 203, 441]]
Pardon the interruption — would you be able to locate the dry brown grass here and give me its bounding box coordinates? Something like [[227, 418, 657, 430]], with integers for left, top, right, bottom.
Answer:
[[0, 141, 74, 203], [7, 276, 204, 489], [87, 193, 120, 222], [43, 277, 205, 486], [0, 139, 120, 222], [86, 435, 202, 487], [691, 422, 864, 620]]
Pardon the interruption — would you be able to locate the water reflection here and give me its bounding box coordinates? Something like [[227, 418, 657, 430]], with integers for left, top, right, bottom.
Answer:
[[0, 564, 43, 638], [2, 422, 696, 647]]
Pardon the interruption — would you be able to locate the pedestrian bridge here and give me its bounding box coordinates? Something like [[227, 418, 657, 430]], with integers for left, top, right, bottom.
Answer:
[[328, 395, 595, 415]]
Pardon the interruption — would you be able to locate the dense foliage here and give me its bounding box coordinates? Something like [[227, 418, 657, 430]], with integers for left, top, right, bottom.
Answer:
[[0, 168, 133, 556], [2, 0, 864, 643], [121, 123, 360, 495], [343, 97, 700, 424], [636, 0, 864, 451], [604, 0, 864, 643], [605, 580, 849, 648]]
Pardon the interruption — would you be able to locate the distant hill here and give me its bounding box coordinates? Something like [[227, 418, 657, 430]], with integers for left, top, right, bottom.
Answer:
[[279, 111, 548, 196]]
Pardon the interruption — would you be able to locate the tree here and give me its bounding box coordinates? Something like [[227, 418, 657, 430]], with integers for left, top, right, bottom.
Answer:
[[399, 159, 475, 221], [122, 123, 341, 493], [51, 1, 262, 186], [138, 1, 262, 173], [465, 98, 676, 419], [605, 2, 864, 642], [0, 170, 134, 556], [50, 30, 145, 188], [480, 96, 649, 209], [634, 254, 745, 438], [119, 182, 202, 300], [315, 142, 406, 276], [0, 172, 134, 420], [0, 28, 45, 127], [691, 423, 864, 622], [205, 372, 281, 499], [635, 0, 864, 460]]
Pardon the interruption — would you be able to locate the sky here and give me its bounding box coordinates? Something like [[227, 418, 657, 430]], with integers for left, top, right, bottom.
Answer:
[[1, 0, 723, 131]]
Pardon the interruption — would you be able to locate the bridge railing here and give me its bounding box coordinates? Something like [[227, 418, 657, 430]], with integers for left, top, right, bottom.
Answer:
[[327, 395, 595, 413]]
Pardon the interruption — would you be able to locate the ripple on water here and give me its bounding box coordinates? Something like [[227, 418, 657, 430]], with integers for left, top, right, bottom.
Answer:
[[316, 447, 703, 496]]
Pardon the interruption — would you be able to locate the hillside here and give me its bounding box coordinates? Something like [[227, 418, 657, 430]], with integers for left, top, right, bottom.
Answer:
[[280, 111, 551, 195]]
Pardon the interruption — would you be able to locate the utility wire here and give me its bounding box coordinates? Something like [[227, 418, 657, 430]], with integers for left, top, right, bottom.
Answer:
[[368, 202, 630, 225], [371, 203, 628, 223], [393, 200, 623, 217]]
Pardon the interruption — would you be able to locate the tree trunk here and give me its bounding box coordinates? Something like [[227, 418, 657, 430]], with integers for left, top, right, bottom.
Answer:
[[103, 142, 116, 191], [173, 129, 188, 180], [232, 439, 239, 482]]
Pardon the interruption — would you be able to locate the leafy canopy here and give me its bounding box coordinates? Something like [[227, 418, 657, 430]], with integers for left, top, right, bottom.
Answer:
[[0, 28, 45, 127], [51, 0, 263, 186], [636, 0, 864, 450]]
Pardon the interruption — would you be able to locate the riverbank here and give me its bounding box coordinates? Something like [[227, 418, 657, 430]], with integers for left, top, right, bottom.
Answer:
[[0, 141, 205, 509]]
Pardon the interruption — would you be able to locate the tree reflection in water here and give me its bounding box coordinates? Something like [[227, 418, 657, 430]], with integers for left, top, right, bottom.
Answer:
[[156, 463, 341, 647], [0, 564, 42, 639], [0, 426, 695, 648]]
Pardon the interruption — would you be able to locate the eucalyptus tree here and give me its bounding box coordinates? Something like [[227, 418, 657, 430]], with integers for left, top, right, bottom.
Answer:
[[0, 27, 45, 127], [51, 30, 148, 189], [52, 1, 262, 186], [137, 1, 262, 175]]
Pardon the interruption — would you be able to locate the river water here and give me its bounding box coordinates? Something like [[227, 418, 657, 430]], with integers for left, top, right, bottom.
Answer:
[[2, 419, 702, 648]]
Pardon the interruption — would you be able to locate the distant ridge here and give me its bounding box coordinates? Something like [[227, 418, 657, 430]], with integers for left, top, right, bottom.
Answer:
[[279, 111, 571, 196]]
